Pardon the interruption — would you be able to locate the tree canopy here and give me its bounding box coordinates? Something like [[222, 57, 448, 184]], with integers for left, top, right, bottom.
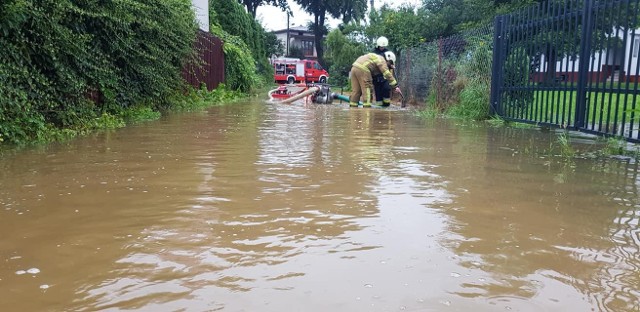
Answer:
[[238, 0, 289, 18], [324, 26, 368, 86], [293, 0, 367, 64]]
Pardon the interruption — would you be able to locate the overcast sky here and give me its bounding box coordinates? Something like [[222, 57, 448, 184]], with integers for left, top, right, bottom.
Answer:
[[256, 0, 422, 31]]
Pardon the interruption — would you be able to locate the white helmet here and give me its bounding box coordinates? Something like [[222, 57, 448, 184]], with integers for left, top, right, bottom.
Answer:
[[376, 36, 389, 48], [384, 51, 396, 64]]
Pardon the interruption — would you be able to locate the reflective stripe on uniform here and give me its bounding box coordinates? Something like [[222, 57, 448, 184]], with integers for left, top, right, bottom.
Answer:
[[354, 53, 385, 73], [352, 63, 370, 73], [364, 88, 371, 106]]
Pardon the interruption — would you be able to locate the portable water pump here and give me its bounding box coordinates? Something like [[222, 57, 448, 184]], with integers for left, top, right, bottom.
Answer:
[[269, 83, 365, 106], [310, 84, 360, 105], [309, 84, 333, 104]]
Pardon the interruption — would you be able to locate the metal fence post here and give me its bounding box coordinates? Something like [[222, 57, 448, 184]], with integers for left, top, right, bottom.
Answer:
[[490, 15, 505, 116], [575, 0, 594, 129]]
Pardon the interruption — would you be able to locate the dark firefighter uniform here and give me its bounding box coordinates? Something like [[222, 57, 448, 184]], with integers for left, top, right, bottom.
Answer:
[[372, 47, 394, 106]]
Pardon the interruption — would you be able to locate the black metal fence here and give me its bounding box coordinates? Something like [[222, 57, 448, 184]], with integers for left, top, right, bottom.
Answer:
[[491, 0, 640, 142]]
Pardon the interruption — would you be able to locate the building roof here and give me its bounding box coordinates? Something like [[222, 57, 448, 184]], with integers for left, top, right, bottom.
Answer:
[[272, 26, 311, 34]]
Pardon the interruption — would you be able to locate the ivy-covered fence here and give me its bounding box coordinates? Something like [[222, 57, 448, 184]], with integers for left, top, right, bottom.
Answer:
[[182, 30, 225, 91]]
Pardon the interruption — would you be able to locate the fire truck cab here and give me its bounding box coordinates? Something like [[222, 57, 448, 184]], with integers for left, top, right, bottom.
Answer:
[[273, 58, 329, 84]]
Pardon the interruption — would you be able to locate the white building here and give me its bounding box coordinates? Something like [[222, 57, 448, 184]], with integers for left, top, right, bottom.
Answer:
[[191, 0, 209, 31], [534, 29, 640, 83], [272, 26, 319, 59]]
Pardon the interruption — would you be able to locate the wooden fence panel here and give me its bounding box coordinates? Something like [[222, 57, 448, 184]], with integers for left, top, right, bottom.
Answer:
[[182, 30, 225, 91]]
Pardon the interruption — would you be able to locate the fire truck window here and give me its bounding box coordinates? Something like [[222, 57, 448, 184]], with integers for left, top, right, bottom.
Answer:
[[286, 65, 295, 74], [306, 62, 311, 69], [314, 63, 322, 70]]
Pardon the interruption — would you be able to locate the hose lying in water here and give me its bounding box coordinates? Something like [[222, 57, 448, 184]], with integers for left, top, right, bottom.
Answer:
[[267, 88, 279, 101], [269, 87, 366, 105], [332, 93, 362, 106], [267, 85, 298, 102], [277, 86, 320, 104]]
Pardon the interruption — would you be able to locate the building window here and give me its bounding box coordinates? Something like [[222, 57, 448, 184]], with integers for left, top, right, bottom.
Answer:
[[301, 40, 314, 56], [634, 35, 640, 58]]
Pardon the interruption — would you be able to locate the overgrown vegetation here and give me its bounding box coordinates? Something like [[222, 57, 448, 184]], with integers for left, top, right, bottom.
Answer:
[[210, 0, 274, 92], [166, 84, 244, 112], [0, 0, 274, 147], [211, 25, 261, 93], [324, 26, 368, 88], [448, 41, 492, 120], [0, 0, 198, 146], [411, 29, 494, 121]]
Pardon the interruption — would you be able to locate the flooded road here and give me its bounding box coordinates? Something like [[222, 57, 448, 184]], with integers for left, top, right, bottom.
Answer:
[[1, 100, 639, 311]]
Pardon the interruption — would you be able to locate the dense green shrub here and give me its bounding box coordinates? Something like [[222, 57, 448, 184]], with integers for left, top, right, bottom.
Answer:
[[166, 84, 244, 112], [0, 0, 198, 145], [324, 28, 367, 88], [210, 25, 260, 93], [446, 39, 492, 120], [427, 60, 460, 111], [287, 46, 307, 60], [448, 78, 490, 120], [210, 0, 271, 85], [211, 0, 261, 57]]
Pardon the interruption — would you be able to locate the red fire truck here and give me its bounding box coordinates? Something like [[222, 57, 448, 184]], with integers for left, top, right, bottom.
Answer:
[[273, 58, 329, 84]]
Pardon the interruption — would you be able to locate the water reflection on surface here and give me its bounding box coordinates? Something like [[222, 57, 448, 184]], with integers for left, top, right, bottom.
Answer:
[[0, 101, 639, 311], [438, 128, 640, 311]]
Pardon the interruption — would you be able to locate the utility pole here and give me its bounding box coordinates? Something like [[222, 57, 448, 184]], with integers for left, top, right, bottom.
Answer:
[[286, 12, 290, 56]]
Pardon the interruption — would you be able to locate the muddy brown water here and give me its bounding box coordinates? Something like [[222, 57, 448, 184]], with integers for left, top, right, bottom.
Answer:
[[1, 100, 639, 311]]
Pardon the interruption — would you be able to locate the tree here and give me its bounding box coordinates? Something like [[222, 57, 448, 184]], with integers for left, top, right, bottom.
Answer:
[[211, 0, 268, 61], [211, 0, 275, 88], [418, 0, 537, 40], [324, 27, 367, 87], [287, 46, 306, 59], [238, 0, 289, 18], [293, 0, 367, 64], [264, 31, 284, 57], [368, 5, 426, 51], [421, 0, 495, 36]]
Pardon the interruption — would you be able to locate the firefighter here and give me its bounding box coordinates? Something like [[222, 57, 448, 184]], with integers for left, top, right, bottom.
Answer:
[[350, 51, 399, 108], [374, 36, 389, 56], [372, 36, 394, 107]]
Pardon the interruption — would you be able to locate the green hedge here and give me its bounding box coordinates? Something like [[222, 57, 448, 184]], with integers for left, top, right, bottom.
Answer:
[[0, 0, 197, 145], [210, 0, 271, 91]]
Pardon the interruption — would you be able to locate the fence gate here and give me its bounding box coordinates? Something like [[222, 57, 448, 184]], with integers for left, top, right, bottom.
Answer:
[[490, 0, 640, 142]]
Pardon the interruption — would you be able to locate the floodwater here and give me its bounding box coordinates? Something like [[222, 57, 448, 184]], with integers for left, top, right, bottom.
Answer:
[[1, 100, 639, 312]]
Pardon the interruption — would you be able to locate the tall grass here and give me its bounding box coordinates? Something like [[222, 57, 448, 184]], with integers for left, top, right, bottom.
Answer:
[[447, 77, 490, 120]]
